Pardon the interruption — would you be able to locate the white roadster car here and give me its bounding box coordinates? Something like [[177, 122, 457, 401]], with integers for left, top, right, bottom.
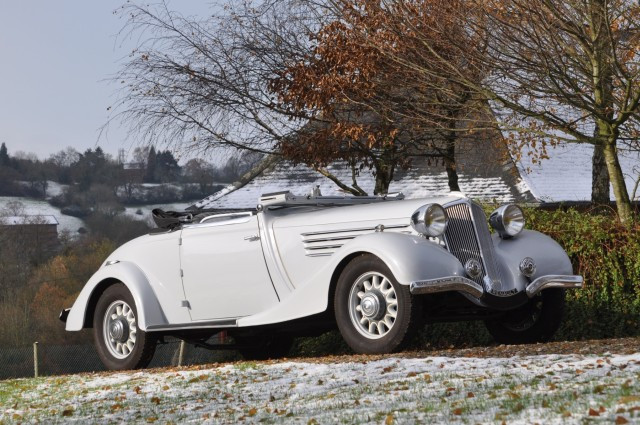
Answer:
[[61, 191, 582, 370]]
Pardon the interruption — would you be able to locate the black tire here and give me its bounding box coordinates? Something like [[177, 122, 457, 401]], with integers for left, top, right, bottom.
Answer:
[[334, 254, 421, 354], [485, 289, 566, 344], [235, 333, 293, 360], [93, 283, 157, 370]]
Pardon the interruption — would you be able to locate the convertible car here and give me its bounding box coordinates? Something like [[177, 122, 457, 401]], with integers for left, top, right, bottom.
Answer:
[[61, 191, 582, 370]]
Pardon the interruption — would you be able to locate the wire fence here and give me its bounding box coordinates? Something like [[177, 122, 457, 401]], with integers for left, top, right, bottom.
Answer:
[[0, 338, 239, 381]]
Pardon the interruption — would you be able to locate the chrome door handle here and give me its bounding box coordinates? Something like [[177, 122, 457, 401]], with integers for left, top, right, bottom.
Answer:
[[244, 235, 260, 242]]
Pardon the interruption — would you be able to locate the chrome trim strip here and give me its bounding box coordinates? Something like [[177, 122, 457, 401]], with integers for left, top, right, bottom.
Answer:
[[410, 276, 484, 298], [183, 214, 253, 229], [146, 318, 238, 332], [199, 211, 254, 223], [300, 224, 409, 237], [526, 275, 583, 297], [305, 244, 343, 251], [306, 252, 334, 257], [302, 235, 358, 243]]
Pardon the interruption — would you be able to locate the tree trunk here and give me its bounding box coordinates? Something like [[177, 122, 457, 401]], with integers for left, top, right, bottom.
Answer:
[[444, 135, 461, 192], [374, 161, 395, 195], [440, 107, 462, 192], [591, 142, 610, 204], [602, 139, 634, 224]]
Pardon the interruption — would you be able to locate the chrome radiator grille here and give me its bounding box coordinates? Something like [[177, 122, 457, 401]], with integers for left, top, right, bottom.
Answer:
[[443, 201, 501, 288]]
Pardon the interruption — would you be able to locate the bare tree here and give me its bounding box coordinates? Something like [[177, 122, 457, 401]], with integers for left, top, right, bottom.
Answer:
[[382, 0, 640, 223], [109, 1, 325, 158]]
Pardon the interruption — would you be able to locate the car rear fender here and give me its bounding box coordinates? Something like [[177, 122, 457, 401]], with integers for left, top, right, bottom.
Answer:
[[65, 261, 167, 332], [238, 232, 464, 327]]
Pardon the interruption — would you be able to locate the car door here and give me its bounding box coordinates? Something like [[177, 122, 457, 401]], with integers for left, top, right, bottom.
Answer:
[[179, 213, 279, 321]]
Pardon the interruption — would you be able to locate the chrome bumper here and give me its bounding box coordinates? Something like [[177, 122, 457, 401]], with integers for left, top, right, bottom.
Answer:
[[525, 275, 583, 297], [410, 274, 583, 299], [410, 276, 484, 298]]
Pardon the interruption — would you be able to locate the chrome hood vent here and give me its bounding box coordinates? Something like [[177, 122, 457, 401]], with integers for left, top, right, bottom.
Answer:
[[301, 225, 410, 257]]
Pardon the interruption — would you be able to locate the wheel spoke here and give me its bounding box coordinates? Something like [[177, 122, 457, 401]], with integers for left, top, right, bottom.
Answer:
[[104, 299, 137, 360], [384, 315, 394, 328], [372, 275, 380, 289], [348, 271, 398, 339]]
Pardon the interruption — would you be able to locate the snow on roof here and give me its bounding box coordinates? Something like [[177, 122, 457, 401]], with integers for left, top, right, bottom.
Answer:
[[0, 215, 59, 226], [517, 143, 640, 202], [194, 159, 525, 210]]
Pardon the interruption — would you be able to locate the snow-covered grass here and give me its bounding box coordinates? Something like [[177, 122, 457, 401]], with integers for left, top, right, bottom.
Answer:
[[1, 353, 639, 424], [0, 196, 85, 235]]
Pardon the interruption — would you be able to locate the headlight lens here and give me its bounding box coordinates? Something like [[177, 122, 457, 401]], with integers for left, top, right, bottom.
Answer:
[[410, 204, 448, 237], [490, 204, 525, 238]]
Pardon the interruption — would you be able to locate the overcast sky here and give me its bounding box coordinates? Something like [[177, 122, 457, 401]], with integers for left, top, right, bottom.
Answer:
[[0, 1, 214, 162]]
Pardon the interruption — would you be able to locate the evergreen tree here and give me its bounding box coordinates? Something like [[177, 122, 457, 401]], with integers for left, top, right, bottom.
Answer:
[[0, 143, 9, 167], [155, 150, 180, 182], [144, 146, 157, 183]]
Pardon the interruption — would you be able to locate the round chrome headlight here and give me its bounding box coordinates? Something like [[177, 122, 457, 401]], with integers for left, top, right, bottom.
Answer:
[[410, 204, 448, 237], [489, 204, 525, 238]]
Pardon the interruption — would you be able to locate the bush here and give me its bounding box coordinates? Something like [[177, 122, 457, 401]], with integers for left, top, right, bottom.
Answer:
[[526, 207, 640, 340], [85, 212, 151, 245]]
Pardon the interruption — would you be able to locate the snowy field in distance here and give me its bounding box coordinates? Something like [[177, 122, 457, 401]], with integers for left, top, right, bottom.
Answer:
[[0, 196, 85, 235], [1, 352, 639, 424]]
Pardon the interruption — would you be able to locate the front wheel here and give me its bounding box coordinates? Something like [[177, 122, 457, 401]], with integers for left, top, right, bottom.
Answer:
[[93, 283, 156, 370], [485, 288, 566, 344], [334, 255, 421, 354]]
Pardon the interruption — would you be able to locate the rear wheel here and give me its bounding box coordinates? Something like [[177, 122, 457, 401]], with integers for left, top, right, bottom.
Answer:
[[93, 283, 156, 370], [334, 255, 421, 354], [485, 289, 566, 344]]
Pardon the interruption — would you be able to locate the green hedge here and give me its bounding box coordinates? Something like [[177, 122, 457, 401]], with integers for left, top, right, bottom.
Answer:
[[527, 207, 640, 340], [291, 207, 640, 356]]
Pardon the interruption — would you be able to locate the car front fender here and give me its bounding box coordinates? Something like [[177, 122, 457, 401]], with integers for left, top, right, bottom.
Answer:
[[330, 232, 466, 285], [239, 232, 464, 327], [65, 261, 168, 332], [492, 229, 574, 280]]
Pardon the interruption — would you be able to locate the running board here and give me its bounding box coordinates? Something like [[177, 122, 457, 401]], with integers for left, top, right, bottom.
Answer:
[[146, 318, 238, 332]]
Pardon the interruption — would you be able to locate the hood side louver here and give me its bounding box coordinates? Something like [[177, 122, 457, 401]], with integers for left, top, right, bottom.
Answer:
[[301, 225, 410, 257]]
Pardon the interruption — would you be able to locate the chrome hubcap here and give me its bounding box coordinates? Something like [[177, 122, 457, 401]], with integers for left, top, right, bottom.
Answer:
[[109, 318, 129, 342], [103, 300, 137, 359], [348, 272, 398, 339]]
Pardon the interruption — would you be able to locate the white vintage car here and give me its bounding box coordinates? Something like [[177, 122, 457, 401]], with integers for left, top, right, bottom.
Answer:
[[61, 191, 582, 370]]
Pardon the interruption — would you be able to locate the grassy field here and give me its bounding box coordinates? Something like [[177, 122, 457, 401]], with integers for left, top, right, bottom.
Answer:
[[1, 352, 639, 424]]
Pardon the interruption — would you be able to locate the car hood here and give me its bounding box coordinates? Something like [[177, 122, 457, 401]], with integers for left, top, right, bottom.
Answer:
[[270, 195, 464, 229]]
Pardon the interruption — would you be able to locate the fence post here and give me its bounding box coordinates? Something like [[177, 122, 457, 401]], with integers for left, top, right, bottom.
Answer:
[[33, 342, 39, 378], [177, 340, 185, 367]]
